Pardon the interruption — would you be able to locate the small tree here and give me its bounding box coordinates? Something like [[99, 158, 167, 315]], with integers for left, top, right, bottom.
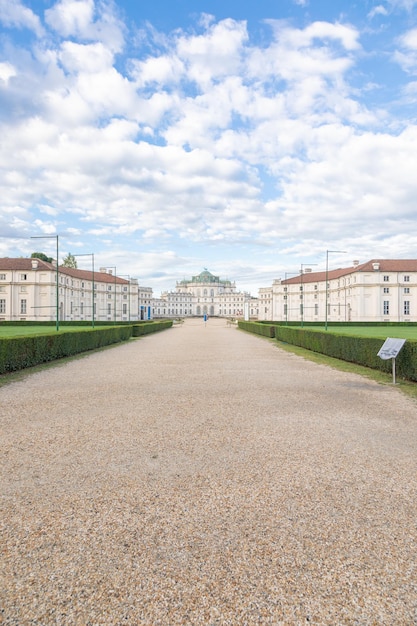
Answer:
[[62, 252, 78, 268], [31, 252, 54, 263]]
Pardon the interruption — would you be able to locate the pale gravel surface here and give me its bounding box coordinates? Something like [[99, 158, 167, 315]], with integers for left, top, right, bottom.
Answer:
[[1, 318, 417, 625]]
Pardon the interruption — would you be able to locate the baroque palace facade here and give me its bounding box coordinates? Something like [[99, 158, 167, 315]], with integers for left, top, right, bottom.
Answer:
[[0, 259, 257, 323], [152, 269, 259, 319], [258, 259, 417, 323]]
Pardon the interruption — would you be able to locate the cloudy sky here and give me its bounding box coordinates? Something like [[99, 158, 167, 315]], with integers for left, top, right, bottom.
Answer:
[[1, 0, 417, 295]]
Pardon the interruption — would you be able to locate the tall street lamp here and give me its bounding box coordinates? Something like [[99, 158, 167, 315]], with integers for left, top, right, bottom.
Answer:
[[325, 250, 346, 330], [31, 234, 59, 331], [73, 253, 95, 328], [300, 263, 317, 327]]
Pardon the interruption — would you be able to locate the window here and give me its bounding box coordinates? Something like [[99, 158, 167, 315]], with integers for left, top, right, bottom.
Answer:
[[123, 303, 127, 315], [404, 301, 410, 316], [20, 299, 27, 314], [0, 299, 5, 313], [107, 303, 111, 315], [314, 304, 318, 315], [383, 275, 389, 282], [383, 287, 389, 293], [404, 275, 410, 282], [20, 274, 27, 281], [404, 287, 410, 294], [383, 300, 389, 315], [0, 274, 6, 280]]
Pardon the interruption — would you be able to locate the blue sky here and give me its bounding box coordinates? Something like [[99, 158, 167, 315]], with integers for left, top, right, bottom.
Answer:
[[1, 0, 417, 295]]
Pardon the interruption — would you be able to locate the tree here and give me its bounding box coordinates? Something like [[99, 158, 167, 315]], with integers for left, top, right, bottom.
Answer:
[[31, 252, 53, 263], [62, 252, 78, 268]]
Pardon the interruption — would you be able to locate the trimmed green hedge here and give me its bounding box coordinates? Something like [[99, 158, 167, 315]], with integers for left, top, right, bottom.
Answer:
[[0, 320, 174, 374], [238, 321, 275, 338], [0, 326, 133, 374], [238, 321, 417, 382], [132, 320, 173, 336]]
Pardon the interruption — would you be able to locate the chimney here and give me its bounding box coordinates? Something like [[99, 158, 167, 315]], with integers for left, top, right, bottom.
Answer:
[[372, 262, 380, 271], [353, 260, 359, 267], [31, 259, 39, 269]]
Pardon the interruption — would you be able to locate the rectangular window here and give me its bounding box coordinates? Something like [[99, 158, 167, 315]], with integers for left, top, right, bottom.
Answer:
[[404, 275, 410, 282], [383, 300, 389, 315], [0, 299, 5, 313], [123, 303, 127, 315], [20, 274, 27, 281], [383, 287, 389, 293], [20, 299, 27, 314], [404, 287, 410, 294], [404, 301, 410, 315], [0, 274, 6, 280], [314, 304, 318, 315], [107, 303, 111, 315], [383, 275, 389, 282]]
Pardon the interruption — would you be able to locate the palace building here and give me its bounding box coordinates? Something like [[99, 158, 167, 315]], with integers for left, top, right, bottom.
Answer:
[[258, 259, 417, 323], [0, 258, 143, 323], [152, 269, 258, 319]]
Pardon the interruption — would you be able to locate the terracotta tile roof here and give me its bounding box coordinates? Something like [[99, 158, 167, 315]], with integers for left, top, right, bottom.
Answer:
[[0, 257, 53, 271], [282, 259, 417, 285], [0, 258, 129, 284]]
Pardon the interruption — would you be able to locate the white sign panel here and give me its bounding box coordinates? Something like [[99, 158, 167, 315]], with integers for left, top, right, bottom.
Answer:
[[377, 337, 406, 360]]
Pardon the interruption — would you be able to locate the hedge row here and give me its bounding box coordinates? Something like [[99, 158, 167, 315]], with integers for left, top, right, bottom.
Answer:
[[0, 321, 172, 374], [238, 320, 275, 338], [132, 320, 172, 336], [238, 321, 417, 382]]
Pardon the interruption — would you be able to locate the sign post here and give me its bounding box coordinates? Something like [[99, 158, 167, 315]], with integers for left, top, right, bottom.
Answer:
[[377, 338, 406, 384]]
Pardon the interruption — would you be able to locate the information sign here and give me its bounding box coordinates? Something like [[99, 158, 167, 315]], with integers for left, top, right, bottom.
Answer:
[[377, 337, 406, 360], [377, 337, 406, 384]]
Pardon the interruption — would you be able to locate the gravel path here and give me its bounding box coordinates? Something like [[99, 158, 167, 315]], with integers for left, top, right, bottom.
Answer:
[[1, 318, 417, 625]]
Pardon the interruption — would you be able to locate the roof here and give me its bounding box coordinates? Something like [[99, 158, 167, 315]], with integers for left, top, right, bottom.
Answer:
[[0, 258, 129, 284], [282, 259, 417, 285]]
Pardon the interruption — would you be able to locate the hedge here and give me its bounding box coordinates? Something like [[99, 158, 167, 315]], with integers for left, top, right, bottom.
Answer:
[[0, 320, 174, 374], [238, 321, 275, 338], [132, 320, 173, 336], [0, 326, 135, 374], [238, 321, 417, 382]]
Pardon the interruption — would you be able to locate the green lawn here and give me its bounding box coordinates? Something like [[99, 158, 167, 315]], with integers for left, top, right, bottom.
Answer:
[[0, 326, 102, 337], [297, 326, 417, 340]]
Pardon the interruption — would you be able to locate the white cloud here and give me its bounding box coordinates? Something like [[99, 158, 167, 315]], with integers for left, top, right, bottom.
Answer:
[[0, 0, 44, 36], [45, 0, 95, 37], [0, 62, 16, 84], [45, 0, 125, 53], [368, 5, 389, 18], [2, 5, 417, 292]]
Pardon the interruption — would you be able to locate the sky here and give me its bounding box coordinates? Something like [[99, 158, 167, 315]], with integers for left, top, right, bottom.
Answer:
[[1, 0, 417, 296]]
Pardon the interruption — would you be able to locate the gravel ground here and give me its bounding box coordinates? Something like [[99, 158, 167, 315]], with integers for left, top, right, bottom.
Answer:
[[1, 318, 417, 625]]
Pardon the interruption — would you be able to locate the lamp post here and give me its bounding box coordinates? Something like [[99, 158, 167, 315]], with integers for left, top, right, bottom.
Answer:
[[325, 250, 346, 330], [31, 234, 59, 331], [300, 263, 318, 327], [73, 253, 95, 327]]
